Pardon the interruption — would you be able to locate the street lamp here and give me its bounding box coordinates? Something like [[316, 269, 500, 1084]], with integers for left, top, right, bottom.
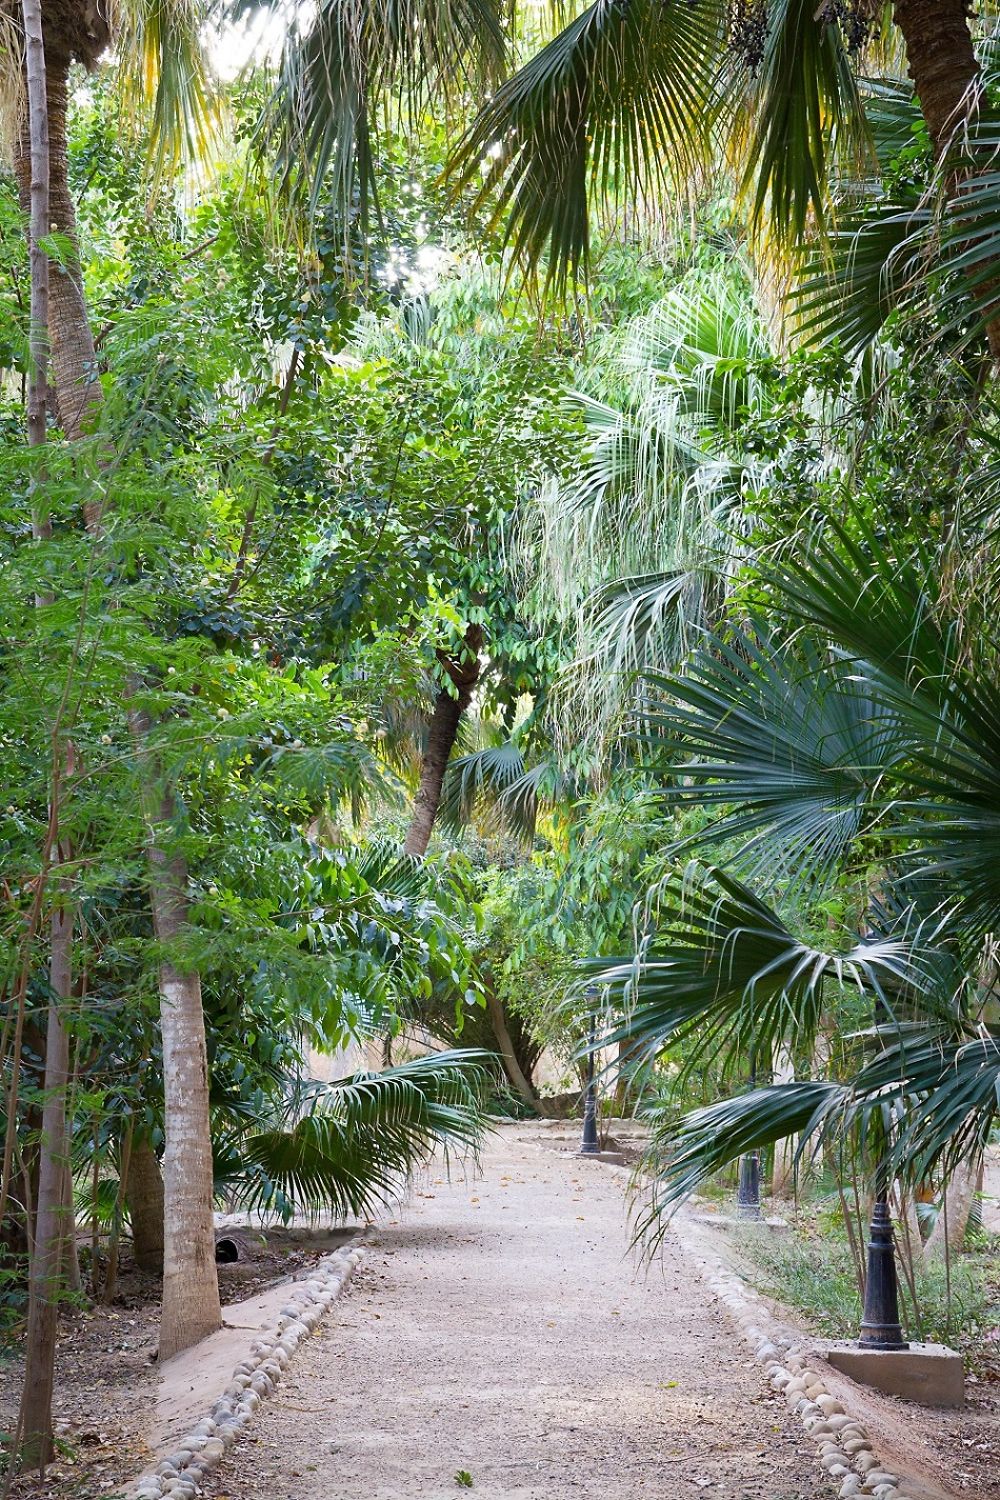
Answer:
[[858, 1116, 908, 1349], [736, 1056, 763, 1220], [579, 989, 600, 1156]]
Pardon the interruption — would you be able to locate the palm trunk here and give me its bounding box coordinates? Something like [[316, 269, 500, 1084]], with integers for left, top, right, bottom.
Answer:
[[138, 770, 220, 1358], [14, 58, 101, 446], [127, 1134, 166, 1274], [893, 0, 1000, 358], [404, 625, 483, 857]]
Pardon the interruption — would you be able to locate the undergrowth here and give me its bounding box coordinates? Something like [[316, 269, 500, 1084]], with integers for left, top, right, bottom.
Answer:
[[736, 1200, 1000, 1378]]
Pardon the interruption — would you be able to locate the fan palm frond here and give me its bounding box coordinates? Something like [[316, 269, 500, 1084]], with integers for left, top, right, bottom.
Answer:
[[450, 0, 725, 284], [437, 741, 544, 840], [642, 628, 906, 886], [591, 863, 924, 1076]]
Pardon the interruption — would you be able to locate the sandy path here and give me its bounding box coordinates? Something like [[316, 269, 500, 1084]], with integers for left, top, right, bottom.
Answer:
[[203, 1125, 828, 1500]]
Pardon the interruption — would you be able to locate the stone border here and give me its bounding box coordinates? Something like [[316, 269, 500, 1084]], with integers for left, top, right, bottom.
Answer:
[[696, 1249, 919, 1500], [127, 1240, 367, 1500]]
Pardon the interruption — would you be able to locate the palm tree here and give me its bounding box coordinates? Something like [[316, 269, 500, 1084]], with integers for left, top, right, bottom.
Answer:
[[519, 265, 774, 753], [263, 0, 1000, 357], [593, 513, 1000, 1261]]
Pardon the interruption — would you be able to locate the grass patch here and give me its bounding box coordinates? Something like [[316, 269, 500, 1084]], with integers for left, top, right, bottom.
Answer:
[[737, 1199, 1000, 1376]]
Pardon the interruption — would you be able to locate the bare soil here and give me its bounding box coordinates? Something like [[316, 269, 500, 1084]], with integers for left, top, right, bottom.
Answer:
[[0, 1231, 353, 1498]]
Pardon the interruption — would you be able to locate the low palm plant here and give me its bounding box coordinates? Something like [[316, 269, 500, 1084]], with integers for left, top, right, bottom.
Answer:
[[594, 511, 1000, 1235]]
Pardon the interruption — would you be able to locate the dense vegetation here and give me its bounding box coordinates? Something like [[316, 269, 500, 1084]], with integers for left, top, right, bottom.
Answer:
[[1, 0, 999, 1481]]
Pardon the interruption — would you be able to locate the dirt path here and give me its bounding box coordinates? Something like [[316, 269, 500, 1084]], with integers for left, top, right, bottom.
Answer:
[[202, 1125, 829, 1500]]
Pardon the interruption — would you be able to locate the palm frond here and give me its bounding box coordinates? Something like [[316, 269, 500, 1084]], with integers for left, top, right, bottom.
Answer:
[[634, 1079, 842, 1236], [260, 0, 507, 222], [642, 627, 906, 886], [450, 0, 724, 284], [737, 0, 867, 245], [438, 741, 544, 840], [214, 1049, 497, 1220], [114, 0, 219, 175], [592, 864, 923, 1075]]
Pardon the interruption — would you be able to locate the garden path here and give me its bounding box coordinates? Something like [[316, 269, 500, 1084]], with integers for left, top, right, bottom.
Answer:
[[202, 1124, 827, 1500]]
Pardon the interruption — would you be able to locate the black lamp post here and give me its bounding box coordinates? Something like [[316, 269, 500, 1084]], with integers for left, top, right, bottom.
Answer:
[[580, 992, 600, 1157], [858, 1132, 908, 1349], [736, 1148, 763, 1220], [735, 1057, 763, 1220]]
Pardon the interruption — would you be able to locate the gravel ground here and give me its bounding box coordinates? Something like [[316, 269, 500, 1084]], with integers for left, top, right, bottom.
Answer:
[[202, 1125, 830, 1500]]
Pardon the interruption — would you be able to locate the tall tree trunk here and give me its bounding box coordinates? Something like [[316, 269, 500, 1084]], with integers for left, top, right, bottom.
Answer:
[[19, 890, 72, 1469], [15, 40, 221, 1358], [893, 0, 1000, 357], [127, 1135, 166, 1274], [14, 56, 101, 447], [136, 769, 220, 1358], [404, 625, 483, 857], [15, 3, 72, 1469]]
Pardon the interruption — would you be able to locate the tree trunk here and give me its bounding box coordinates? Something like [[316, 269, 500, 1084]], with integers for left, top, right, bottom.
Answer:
[[925, 1153, 982, 1259], [893, 0, 1000, 357], [18, 892, 72, 1469], [14, 57, 101, 446], [138, 772, 220, 1358], [403, 625, 483, 857], [771, 1045, 796, 1198], [127, 1135, 166, 1274], [15, 34, 220, 1360], [15, 2, 71, 1469], [484, 986, 543, 1113]]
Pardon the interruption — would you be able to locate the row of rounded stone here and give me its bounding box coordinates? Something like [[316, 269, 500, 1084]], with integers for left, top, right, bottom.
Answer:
[[128, 1241, 367, 1500], [702, 1257, 918, 1500]]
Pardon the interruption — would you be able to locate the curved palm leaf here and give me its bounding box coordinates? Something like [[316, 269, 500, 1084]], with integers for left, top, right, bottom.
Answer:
[[214, 1049, 497, 1220], [450, 0, 724, 283], [258, 0, 507, 220], [634, 1079, 842, 1238], [632, 1024, 999, 1229]]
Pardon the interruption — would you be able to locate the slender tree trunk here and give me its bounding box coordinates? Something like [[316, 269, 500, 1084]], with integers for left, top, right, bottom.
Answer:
[[404, 626, 483, 857], [135, 768, 220, 1358], [15, 3, 73, 1469], [771, 1045, 796, 1197], [484, 987, 543, 1113], [127, 1135, 166, 1274], [19, 890, 72, 1469], [893, 0, 1000, 357]]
